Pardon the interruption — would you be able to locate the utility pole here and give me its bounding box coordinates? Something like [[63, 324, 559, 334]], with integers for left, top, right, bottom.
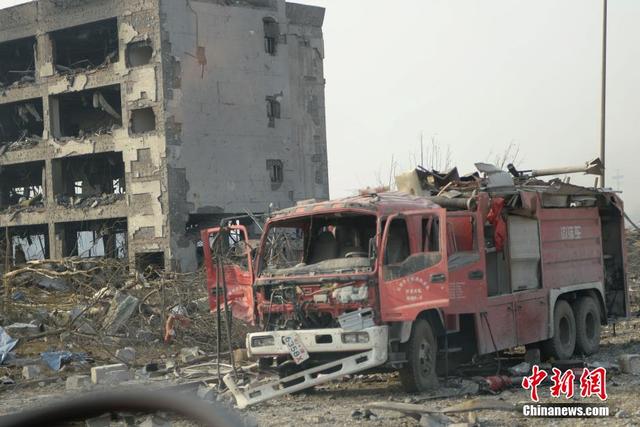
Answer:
[[600, 0, 608, 187]]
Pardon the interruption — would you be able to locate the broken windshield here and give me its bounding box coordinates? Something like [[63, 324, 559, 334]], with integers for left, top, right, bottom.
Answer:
[[259, 213, 377, 277]]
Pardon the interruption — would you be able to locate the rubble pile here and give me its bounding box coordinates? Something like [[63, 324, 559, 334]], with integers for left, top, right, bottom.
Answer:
[[55, 193, 125, 209], [0, 258, 252, 382], [0, 134, 41, 155], [0, 194, 45, 218]]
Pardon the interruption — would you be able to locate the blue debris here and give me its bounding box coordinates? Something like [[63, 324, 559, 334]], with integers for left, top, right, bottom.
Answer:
[[0, 327, 18, 365], [40, 351, 87, 371]]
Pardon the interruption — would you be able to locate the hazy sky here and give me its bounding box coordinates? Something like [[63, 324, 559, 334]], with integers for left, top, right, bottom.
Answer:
[[2, 0, 639, 221]]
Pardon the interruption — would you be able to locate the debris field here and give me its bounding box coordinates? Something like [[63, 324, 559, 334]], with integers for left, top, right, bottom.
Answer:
[[0, 233, 637, 426]]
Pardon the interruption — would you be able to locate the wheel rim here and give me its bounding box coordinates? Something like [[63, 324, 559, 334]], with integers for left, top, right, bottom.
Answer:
[[559, 316, 571, 346], [585, 311, 596, 340], [418, 338, 433, 377]]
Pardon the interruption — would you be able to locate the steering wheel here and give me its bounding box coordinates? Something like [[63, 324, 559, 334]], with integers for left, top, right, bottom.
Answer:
[[344, 251, 368, 258], [0, 390, 243, 427]]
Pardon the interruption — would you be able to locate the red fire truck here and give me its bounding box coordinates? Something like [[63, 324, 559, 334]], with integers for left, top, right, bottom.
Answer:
[[203, 162, 629, 408]]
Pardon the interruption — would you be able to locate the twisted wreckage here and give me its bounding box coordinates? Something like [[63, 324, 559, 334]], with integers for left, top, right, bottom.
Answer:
[[203, 159, 630, 408]]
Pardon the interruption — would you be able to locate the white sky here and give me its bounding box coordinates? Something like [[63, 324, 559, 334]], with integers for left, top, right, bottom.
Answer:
[[3, 0, 639, 221]]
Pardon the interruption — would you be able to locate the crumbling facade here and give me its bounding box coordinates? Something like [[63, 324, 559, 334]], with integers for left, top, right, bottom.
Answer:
[[0, 0, 329, 272]]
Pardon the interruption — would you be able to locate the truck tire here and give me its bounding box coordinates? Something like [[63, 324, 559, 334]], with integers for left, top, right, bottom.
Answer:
[[399, 319, 438, 392], [574, 296, 601, 356], [542, 299, 576, 360]]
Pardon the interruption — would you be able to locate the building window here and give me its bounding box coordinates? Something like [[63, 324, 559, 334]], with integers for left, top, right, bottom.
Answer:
[[267, 159, 283, 184], [266, 97, 281, 127], [263, 18, 279, 55]]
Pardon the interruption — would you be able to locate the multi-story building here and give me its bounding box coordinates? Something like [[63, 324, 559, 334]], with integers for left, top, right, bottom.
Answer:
[[0, 0, 328, 272]]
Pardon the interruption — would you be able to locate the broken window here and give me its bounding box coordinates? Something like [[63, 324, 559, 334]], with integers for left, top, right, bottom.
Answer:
[[51, 18, 119, 73], [61, 218, 127, 259], [267, 159, 283, 184], [263, 18, 279, 55], [0, 161, 45, 210], [0, 36, 36, 87], [266, 97, 281, 127], [7, 224, 49, 265], [0, 98, 44, 149], [136, 252, 165, 277], [259, 214, 377, 277], [53, 152, 125, 204], [51, 85, 122, 138], [130, 107, 156, 135], [126, 41, 153, 67]]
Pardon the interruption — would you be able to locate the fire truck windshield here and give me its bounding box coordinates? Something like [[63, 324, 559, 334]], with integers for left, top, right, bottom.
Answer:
[[258, 213, 377, 278]]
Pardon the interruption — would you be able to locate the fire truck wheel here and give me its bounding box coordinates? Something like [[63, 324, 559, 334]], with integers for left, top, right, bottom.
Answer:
[[574, 296, 601, 356], [543, 299, 576, 360], [399, 319, 438, 392]]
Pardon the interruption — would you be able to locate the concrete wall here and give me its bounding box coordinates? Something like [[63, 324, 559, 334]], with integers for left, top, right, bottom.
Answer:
[[0, 0, 171, 268], [159, 0, 329, 271], [0, 0, 328, 272]]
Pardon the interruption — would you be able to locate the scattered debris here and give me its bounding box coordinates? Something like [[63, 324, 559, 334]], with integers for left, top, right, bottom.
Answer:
[[102, 292, 140, 335], [115, 347, 136, 364], [41, 351, 86, 371], [179, 347, 201, 364], [139, 414, 171, 427], [0, 327, 18, 364], [55, 193, 124, 209], [618, 354, 640, 375], [85, 414, 112, 427], [351, 408, 378, 421], [21, 365, 41, 380], [197, 384, 216, 402], [91, 363, 128, 385], [66, 374, 91, 391], [4, 323, 40, 338]]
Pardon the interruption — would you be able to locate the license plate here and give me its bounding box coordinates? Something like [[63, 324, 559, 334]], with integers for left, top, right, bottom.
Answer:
[[283, 334, 309, 365]]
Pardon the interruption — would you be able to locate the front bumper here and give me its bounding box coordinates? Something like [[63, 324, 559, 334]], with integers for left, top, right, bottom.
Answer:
[[247, 326, 387, 357]]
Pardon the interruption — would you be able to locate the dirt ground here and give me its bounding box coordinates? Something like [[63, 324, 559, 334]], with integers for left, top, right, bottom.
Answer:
[[0, 308, 637, 426]]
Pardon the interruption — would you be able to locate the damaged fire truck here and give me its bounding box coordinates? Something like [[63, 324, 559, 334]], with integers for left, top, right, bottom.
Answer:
[[202, 159, 630, 408]]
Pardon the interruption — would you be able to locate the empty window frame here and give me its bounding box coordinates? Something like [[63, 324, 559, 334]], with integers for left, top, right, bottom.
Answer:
[[52, 152, 125, 200], [61, 218, 127, 259], [0, 36, 36, 86], [9, 224, 49, 264], [263, 18, 279, 55], [135, 251, 165, 277], [0, 161, 45, 209], [52, 85, 122, 138], [130, 107, 156, 135], [51, 18, 119, 72], [126, 40, 153, 67], [266, 97, 281, 127], [267, 159, 283, 184], [0, 98, 44, 145]]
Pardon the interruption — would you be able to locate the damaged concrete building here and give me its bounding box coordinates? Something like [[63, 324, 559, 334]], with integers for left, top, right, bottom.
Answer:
[[0, 0, 329, 272]]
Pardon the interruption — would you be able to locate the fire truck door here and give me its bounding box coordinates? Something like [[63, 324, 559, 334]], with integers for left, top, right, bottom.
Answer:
[[379, 211, 449, 322], [202, 225, 255, 325]]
